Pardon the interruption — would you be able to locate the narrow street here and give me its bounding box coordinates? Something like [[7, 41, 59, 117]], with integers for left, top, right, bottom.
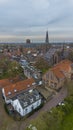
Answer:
[[20, 86, 67, 129]]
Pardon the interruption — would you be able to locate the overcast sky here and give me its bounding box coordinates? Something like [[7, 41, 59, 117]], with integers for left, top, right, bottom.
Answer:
[[0, 0, 73, 42]]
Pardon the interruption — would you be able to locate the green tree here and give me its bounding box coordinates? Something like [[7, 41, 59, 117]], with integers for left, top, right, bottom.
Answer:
[[46, 108, 65, 130], [7, 61, 24, 78], [35, 57, 50, 74], [0, 58, 24, 79], [68, 51, 73, 61]]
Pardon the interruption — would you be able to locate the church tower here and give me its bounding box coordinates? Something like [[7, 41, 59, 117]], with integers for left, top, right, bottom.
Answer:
[[45, 30, 49, 52], [45, 31, 49, 44]]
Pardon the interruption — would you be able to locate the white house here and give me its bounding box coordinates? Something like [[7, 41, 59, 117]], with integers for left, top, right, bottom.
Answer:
[[2, 78, 42, 116], [10, 89, 41, 116]]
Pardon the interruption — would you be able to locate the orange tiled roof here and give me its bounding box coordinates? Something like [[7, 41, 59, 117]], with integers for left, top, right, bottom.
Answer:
[[52, 67, 65, 79], [1, 78, 35, 97], [0, 76, 22, 88], [0, 79, 12, 88], [51, 60, 72, 79]]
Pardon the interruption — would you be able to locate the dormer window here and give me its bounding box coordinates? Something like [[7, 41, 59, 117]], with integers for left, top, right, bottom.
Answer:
[[30, 98, 33, 103], [14, 89, 17, 93], [24, 102, 28, 107], [8, 91, 11, 95], [27, 85, 30, 87], [29, 89, 33, 93], [32, 82, 36, 86]]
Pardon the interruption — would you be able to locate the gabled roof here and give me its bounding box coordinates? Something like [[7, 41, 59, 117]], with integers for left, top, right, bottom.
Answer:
[[51, 59, 72, 79], [1, 78, 35, 98], [0, 76, 24, 88], [0, 79, 12, 88], [51, 67, 65, 79]]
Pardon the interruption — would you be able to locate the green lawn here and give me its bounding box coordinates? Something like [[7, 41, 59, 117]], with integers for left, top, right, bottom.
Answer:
[[26, 105, 73, 130], [26, 110, 73, 130], [61, 110, 73, 130]]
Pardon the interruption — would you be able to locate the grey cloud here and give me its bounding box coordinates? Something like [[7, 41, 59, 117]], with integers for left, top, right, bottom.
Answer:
[[0, 0, 73, 42]]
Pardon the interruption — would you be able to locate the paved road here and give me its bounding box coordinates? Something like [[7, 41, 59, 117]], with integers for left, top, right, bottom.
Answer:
[[20, 87, 67, 129]]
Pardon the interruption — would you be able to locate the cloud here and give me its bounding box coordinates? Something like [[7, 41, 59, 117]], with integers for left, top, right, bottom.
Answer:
[[0, 0, 9, 4], [0, 0, 73, 42]]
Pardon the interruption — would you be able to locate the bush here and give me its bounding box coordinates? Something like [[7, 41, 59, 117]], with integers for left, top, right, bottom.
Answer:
[[4, 103, 9, 115]]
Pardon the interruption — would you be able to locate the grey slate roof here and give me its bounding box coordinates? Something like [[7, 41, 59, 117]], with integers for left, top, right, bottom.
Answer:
[[44, 48, 57, 62], [12, 89, 41, 109]]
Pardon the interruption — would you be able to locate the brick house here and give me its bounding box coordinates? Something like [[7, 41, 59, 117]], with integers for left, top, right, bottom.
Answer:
[[43, 60, 72, 90]]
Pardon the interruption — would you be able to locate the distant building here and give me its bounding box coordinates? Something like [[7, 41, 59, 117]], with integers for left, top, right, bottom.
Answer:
[[24, 66, 32, 79], [19, 59, 28, 67], [26, 39, 31, 44], [45, 31, 49, 44], [45, 31, 50, 52], [44, 48, 59, 65]]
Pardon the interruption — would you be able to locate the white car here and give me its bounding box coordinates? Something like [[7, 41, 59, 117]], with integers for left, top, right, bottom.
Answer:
[[58, 102, 65, 106]]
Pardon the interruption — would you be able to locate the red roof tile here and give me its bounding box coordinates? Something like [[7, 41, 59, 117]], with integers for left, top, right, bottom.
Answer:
[[0, 79, 12, 88], [51, 60, 72, 79], [1, 78, 35, 97]]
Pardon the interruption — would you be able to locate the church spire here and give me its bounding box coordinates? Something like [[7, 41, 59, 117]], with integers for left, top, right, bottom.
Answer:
[[45, 31, 49, 44]]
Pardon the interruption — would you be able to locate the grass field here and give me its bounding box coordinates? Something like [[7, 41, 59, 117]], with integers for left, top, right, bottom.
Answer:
[[61, 110, 73, 130], [26, 106, 73, 130]]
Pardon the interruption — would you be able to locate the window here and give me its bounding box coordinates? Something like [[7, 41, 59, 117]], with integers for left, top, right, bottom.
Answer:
[[8, 91, 11, 95], [14, 89, 17, 93], [27, 85, 30, 87], [25, 108, 28, 113], [31, 105, 34, 110], [32, 82, 36, 86], [15, 105, 17, 110], [19, 108, 21, 112]]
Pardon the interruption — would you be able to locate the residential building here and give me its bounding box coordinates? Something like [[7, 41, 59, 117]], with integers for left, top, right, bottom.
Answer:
[[2, 78, 35, 103], [24, 67, 32, 79], [7, 89, 41, 117], [19, 59, 29, 67], [43, 60, 72, 90], [44, 48, 59, 65], [1, 78, 42, 116]]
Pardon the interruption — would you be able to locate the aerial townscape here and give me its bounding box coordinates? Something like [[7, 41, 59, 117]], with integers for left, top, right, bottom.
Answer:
[[0, 0, 73, 130], [0, 31, 73, 130]]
